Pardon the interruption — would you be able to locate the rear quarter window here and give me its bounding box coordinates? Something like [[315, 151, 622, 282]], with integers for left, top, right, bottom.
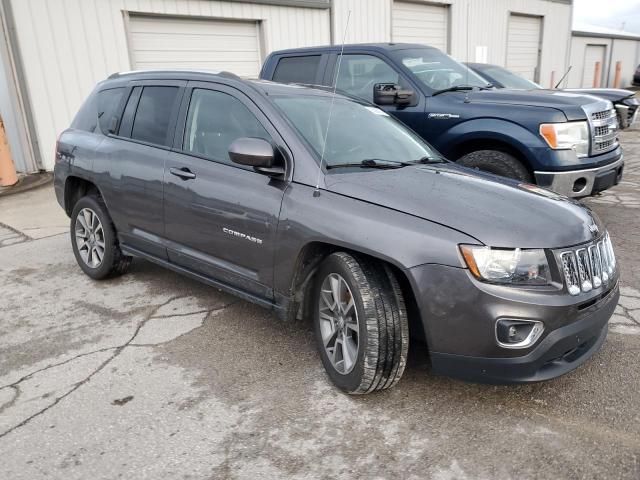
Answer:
[[71, 87, 126, 134], [272, 55, 322, 84]]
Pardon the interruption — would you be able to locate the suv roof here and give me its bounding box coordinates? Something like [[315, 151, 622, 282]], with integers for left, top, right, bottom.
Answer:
[[267, 42, 440, 56], [100, 69, 354, 100]]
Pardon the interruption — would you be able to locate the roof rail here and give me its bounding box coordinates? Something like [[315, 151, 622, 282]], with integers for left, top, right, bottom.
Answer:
[[107, 69, 243, 80]]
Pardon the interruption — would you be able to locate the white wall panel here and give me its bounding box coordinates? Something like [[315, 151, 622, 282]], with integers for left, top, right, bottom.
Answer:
[[9, 0, 330, 170], [506, 14, 542, 82], [392, 2, 449, 53]]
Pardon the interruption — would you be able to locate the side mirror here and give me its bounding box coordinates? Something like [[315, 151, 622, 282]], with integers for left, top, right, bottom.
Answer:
[[228, 137, 284, 176], [373, 83, 415, 107]]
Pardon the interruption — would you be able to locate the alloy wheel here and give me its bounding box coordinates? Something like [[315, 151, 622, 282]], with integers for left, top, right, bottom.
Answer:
[[75, 207, 105, 268], [318, 273, 359, 374]]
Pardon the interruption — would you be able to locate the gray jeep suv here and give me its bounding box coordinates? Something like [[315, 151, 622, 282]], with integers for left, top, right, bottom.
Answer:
[[54, 71, 619, 393]]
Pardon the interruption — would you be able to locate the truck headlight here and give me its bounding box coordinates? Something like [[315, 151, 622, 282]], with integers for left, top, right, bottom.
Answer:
[[460, 246, 551, 285], [540, 121, 589, 157]]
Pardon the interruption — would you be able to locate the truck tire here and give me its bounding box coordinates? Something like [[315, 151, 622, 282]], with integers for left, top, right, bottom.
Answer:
[[313, 252, 409, 394], [457, 150, 532, 182], [70, 195, 132, 280]]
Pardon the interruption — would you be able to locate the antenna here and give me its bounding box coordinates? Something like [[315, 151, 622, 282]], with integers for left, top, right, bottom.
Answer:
[[555, 65, 572, 89], [465, 2, 470, 86], [314, 9, 351, 197]]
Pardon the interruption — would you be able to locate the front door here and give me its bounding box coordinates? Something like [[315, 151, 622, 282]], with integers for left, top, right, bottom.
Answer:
[[163, 83, 288, 299]]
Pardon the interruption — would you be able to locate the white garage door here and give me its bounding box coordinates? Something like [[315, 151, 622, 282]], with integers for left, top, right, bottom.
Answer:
[[506, 14, 542, 82], [128, 15, 261, 77], [582, 45, 607, 87], [392, 2, 449, 52]]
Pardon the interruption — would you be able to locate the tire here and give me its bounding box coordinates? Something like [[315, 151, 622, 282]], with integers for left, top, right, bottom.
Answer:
[[457, 150, 532, 182], [70, 195, 131, 280], [312, 252, 409, 394]]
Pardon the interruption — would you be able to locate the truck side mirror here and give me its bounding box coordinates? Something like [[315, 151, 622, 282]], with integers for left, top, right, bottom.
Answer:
[[373, 83, 415, 107]]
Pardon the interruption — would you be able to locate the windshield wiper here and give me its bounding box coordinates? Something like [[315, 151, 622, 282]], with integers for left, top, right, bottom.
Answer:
[[326, 159, 408, 170], [431, 85, 491, 96], [408, 156, 447, 165]]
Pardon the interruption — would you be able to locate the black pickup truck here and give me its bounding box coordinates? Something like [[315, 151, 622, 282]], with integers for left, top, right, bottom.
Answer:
[[260, 43, 624, 198]]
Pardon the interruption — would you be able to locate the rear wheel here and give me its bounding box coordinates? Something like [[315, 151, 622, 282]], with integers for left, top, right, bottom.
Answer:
[[70, 195, 131, 280], [457, 150, 532, 182], [313, 252, 409, 394]]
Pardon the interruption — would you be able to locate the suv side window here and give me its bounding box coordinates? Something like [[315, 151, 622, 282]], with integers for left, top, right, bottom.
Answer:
[[335, 55, 399, 102], [272, 55, 322, 84], [71, 87, 126, 134], [183, 89, 271, 167], [130, 86, 179, 146]]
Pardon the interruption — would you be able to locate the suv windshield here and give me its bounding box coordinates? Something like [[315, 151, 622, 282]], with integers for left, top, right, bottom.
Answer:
[[271, 94, 441, 168], [392, 48, 489, 92]]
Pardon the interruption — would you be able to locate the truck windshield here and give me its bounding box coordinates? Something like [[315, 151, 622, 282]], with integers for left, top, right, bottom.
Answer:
[[271, 94, 442, 168], [392, 48, 489, 92]]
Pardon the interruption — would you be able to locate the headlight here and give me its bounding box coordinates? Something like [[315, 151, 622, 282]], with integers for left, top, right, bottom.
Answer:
[[460, 245, 551, 285], [539, 121, 589, 157]]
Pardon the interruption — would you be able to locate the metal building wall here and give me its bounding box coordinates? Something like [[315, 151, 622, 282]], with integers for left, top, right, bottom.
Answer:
[[332, 0, 572, 89], [568, 35, 640, 88], [8, 0, 331, 171]]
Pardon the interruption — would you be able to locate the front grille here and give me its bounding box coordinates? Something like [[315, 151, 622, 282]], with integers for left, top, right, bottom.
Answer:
[[590, 109, 618, 155], [559, 233, 616, 295]]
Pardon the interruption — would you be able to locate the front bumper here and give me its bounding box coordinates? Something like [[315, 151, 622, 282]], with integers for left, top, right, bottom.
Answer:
[[408, 263, 619, 384], [534, 155, 624, 198]]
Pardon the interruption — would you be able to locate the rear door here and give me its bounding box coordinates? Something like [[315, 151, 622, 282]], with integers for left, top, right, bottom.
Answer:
[[506, 14, 542, 83], [96, 81, 185, 259], [163, 82, 289, 299]]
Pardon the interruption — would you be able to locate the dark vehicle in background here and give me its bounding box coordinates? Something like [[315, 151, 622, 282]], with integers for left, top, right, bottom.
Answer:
[[633, 64, 640, 86], [55, 70, 619, 392], [466, 62, 639, 129], [261, 43, 624, 198]]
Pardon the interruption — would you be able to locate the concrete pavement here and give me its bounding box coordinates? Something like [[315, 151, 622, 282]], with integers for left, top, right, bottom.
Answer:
[[1, 131, 640, 479]]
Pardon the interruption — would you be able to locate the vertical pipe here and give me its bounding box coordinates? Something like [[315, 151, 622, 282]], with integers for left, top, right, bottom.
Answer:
[[593, 61, 601, 87], [550, 70, 556, 89], [613, 61, 622, 88]]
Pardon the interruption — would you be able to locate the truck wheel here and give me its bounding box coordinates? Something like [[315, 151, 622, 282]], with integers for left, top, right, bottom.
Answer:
[[313, 252, 409, 394], [70, 195, 132, 280], [457, 150, 532, 182]]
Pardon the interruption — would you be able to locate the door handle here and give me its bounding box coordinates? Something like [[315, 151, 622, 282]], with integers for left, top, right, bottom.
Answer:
[[169, 167, 196, 180]]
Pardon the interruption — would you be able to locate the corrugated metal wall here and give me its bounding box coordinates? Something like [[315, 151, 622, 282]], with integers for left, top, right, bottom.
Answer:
[[8, 0, 331, 171], [332, 0, 572, 89], [7, 0, 577, 172], [568, 35, 640, 89]]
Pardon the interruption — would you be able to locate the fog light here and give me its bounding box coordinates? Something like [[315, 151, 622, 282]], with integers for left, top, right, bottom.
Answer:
[[496, 319, 544, 349]]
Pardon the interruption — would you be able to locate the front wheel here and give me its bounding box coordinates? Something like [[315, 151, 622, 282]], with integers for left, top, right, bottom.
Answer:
[[457, 150, 532, 182], [313, 252, 409, 394]]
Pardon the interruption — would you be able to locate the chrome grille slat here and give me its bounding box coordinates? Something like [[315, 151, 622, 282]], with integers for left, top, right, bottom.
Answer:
[[590, 109, 619, 155], [558, 233, 616, 295]]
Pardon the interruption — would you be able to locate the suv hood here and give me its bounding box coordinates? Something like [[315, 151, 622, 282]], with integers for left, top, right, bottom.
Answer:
[[466, 89, 605, 121], [324, 163, 603, 249]]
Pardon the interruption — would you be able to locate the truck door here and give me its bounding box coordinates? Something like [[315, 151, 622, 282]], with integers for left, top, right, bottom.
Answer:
[[327, 53, 425, 134]]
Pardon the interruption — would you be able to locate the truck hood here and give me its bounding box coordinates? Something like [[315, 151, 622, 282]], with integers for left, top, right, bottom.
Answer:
[[466, 89, 606, 121], [324, 163, 603, 249]]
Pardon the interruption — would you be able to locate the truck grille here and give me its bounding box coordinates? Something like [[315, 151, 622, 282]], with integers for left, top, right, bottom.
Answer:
[[590, 109, 618, 155], [558, 233, 616, 295]]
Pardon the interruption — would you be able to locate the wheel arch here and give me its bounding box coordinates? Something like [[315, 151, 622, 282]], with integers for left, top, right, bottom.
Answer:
[[63, 175, 103, 216], [449, 137, 535, 178], [287, 241, 427, 346]]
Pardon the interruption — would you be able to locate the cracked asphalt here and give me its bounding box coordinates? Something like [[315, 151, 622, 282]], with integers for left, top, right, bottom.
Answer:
[[1, 129, 640, 480]]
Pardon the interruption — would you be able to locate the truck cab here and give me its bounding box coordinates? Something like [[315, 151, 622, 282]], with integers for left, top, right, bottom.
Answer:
[[260, 43, 624, 198]]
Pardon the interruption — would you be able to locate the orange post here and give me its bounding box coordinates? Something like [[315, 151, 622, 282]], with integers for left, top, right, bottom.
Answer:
[[593, 61, 601, 88], [613, 61, 622, 88], [0, 118, 18, 187]]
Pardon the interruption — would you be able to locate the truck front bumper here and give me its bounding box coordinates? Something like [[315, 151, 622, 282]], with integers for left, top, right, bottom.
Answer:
[[534, 155, 624, 198], [408, 264, 619, 384]]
